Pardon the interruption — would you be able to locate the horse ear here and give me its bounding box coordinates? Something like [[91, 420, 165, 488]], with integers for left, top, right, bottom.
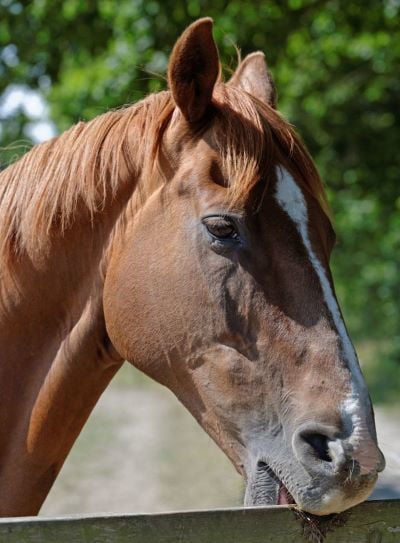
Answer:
[[168, 18, 219, 123], [229, 52, 277, 108]]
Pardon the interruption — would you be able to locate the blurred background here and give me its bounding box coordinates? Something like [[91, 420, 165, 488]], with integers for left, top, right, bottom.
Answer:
[[1, 0, 399, 515]]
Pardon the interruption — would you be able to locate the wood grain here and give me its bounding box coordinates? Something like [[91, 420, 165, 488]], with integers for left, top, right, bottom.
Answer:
[[0, 500, 399, 542]]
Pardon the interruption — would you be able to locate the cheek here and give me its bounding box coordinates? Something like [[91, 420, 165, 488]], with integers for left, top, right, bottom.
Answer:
[[190, 346, 269, 416], [103, 239, 138, 362], [103, 209, 218, 372]]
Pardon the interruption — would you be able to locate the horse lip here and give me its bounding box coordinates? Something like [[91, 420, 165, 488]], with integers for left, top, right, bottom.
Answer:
[[245, 460, 296, 507]]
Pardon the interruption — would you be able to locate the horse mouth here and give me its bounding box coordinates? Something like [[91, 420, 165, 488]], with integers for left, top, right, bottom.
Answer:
[[246, 461, 296, 507], [278, 481, 296, 505]]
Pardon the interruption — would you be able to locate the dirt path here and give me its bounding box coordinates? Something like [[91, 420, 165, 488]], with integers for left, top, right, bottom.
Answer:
[[40, 365, 399, 516], [372, 407, 400, 499], [41, 365, 241, 515]]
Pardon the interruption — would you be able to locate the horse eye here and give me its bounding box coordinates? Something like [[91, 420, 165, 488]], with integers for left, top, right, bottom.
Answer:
[[203, 217, 239, 240]]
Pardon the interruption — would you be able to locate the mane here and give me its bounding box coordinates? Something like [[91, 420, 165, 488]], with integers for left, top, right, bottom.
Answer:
[[211, 84, 328, 215], [0, 92, 174, 260], [0, 82, 328, 261]]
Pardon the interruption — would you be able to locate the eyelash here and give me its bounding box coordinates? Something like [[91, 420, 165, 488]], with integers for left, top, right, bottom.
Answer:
[[202, 216, 240, 242]]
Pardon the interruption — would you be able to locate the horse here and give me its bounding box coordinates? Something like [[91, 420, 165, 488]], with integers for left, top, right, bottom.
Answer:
[[0, 18, 384, 517]]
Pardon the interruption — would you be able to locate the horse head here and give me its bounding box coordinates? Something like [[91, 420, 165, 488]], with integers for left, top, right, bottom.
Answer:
[[104, 18, 384, 515]]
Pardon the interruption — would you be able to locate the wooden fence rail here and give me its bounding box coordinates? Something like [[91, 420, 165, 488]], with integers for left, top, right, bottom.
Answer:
[[1, 500, 399, 542]]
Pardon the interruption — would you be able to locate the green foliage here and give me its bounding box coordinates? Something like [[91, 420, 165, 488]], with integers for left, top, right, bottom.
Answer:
[[369, 340, 400, 404], [1, 0, 399, 401]]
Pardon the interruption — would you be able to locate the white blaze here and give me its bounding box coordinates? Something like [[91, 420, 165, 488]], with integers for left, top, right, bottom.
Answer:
[[274, 166, 372, 467]]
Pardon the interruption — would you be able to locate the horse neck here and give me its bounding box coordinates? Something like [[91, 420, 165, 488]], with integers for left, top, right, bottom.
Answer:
[[1, 99, 159, 340], [0, 108, 155, 516]]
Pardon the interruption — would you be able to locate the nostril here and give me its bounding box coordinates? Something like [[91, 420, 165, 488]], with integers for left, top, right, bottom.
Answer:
[[303, 433, 332, 463], [293, 424, 343, 470]]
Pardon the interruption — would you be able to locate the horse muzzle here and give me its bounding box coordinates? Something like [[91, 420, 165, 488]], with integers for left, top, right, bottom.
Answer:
[[244, 421, 385, 515]]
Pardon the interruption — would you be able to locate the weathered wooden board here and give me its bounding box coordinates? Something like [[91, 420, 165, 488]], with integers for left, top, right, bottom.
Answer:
[[0, 500, 399, 542]]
